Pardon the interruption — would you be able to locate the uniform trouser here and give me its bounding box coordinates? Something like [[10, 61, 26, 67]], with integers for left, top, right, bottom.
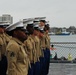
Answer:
[[0, 55, 7, 75], [28, 63, 34, 75], [43, 50, 48, 75], [39, 57, 45, 75], [40, 50, 47, 75], [43, 49, 50, 75], [34, 61, 41, 75], [46, 48, 50, 74]]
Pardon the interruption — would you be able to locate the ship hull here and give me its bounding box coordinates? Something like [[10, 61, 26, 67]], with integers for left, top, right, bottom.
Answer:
[[56, 33, 70, 35]]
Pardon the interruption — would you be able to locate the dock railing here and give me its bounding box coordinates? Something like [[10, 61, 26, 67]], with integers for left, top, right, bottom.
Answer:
[[50, 42, 76, 63]]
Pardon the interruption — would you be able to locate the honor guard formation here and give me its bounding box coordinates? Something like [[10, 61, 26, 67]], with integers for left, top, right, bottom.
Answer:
[[0, 17, 50, 75]]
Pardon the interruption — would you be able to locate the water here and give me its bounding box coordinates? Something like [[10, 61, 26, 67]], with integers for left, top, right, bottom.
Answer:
[[50, 35, 76, 59], [50, 35, 76, 42], [48, 35, 76, 75]]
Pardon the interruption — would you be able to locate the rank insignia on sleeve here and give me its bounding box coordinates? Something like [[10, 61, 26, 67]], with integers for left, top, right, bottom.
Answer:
[[10, 52, 15, 57]]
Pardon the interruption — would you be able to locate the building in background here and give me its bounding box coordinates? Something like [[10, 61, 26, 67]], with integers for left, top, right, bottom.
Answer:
[[0, 16, 2, 22], [0, 14, 13, 24]]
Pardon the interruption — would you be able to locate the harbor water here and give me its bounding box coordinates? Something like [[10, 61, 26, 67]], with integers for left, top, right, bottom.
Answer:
[[50, 35, 76, 42], [48, 35, 76, 75]]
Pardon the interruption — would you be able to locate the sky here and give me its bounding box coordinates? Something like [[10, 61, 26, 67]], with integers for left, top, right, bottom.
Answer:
[[0, 0, 76, 28]]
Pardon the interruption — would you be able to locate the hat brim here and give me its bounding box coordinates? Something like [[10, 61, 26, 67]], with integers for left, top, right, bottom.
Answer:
[[40, 20, 46, 23], [34, 27, 40, 31], [40, 30, 44, 33]]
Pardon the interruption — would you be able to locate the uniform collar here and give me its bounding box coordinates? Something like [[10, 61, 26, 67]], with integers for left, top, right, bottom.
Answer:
[[0, 33, 5, 37], [44, 32, 48, 36], [30, 35, 35, 39], [12, 37, 24, 46]]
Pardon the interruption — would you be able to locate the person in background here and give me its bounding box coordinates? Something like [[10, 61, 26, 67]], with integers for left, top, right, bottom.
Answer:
[[44, 24, 50, 75], [24, 22, 35, 75], [68, 53, 72, 61], [33, 24, 41, 75], [40, 19, 49, 75], [0, 23, 10, 75], [26, 21, 42, 75], [53, 52, 58, 60], [33, 19, 45, 75], [6, 21, 29, 75], [38, 27, 47, 75]]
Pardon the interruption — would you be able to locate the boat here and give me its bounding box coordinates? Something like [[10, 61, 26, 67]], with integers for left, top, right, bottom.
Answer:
[[55, 28, 70, 35], [56, 31, 70, 35], [48, 32, 55, 35]]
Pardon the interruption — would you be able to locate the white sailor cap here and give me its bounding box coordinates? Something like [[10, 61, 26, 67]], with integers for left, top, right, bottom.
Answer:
[[35, 17, 46, 20], [23, 18, 34, 24], [6, 20, 24, 31], [26, 21, 34, 27], [24, 20, 34, 28], [26, 20, 33, 24], [33, 18, 39, 23], [45, 21, 49, 25], [34, 17, 46, 23], [35, 17, 46, 21], [33, 24, 40, 30], [23, 18, 34, 27], [45, 24, 49, 27], [33, 24, 39, 27], [40, 20, 46, 23], [39, 27, 44, 33], [38, 17, 46, 23]]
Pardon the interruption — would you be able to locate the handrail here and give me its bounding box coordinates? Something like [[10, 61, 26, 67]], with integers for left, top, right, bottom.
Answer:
[[50, 42, 76, 44]]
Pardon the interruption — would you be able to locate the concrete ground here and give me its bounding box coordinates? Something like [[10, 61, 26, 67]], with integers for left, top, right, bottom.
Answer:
[[48, 63, 76, 75]]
